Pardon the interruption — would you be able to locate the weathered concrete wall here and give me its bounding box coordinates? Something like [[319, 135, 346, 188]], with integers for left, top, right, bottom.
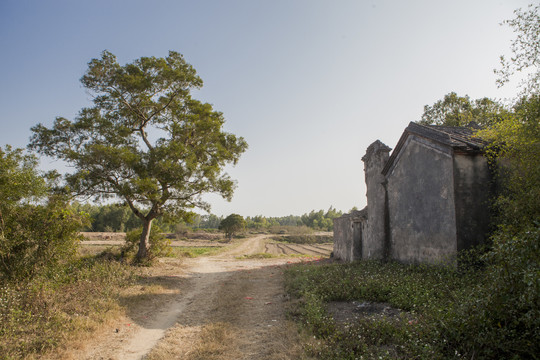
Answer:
[[453, 153, 491, 252], [362, 141, 391, 260], [385, 136, 457, 264], [333, 209, 366, 262]]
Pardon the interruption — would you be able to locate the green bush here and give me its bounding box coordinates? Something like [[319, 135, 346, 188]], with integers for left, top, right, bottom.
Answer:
[[0, 199, 87, 281], [1, 146, 88, 282], [439, 224, 540, 359], [0, 145, 87, 282], [123, 224, 172, 261]]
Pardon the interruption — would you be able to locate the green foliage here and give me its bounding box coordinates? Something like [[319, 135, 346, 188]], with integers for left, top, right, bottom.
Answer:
[[29, 50, 247, 260], [208, 207, 345, 232], [477, 94, 540, 229], [75, 203, 141, 232], [495, 4, 540, 95], [419, 92, 509, 127], [0, 199, 87, 281], [437, 224, 540, 359], [192, 213, 223, 229], [123, 225, 171, 261], [0, 146, 87, 281], [75, 202, 177, 233], [171, 246, 220, 258], [218, 213, 246, 241], [300, 207, 342, 231], [0, 146, 48, 209]]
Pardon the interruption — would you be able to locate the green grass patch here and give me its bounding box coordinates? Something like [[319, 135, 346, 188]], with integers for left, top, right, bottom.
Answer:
[[284, 260, 484, 359], [171, 246, 221, 258]]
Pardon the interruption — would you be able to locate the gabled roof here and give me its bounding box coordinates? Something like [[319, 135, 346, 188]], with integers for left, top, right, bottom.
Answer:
[[381, 122, 488, 175]]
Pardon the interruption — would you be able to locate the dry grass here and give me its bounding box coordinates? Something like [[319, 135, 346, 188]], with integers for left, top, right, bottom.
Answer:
[[77, 244, 119, 257], [147, 259, 306, 360], [80, 232, 126, 241], [6, 236, 327, 359], [148, 322, 241, 360], [0, 258, 135, 359]]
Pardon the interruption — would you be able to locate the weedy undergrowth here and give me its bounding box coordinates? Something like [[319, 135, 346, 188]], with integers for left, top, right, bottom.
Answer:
[[0, 256, 135, 359], [284, 260, 485, 359]]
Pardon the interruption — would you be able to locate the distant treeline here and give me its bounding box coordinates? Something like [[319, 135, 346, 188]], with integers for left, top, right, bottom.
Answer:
[[75, 203, 348, 232]]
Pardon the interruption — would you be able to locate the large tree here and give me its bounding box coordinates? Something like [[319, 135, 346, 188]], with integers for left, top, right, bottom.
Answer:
[[419, 92, 509, 127], [30, 51, 248, 261]]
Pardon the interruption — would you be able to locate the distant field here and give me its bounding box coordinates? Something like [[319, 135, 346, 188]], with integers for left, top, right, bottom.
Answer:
[[79, 232, 227, 251]]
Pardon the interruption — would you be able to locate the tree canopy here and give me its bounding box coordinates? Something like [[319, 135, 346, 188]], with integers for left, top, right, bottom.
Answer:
[[29, 50, 248, 260], [219, 213, 246, 241], [419, 92, 509, 127]]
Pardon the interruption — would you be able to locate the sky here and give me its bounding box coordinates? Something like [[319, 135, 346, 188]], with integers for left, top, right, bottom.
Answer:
[[0, 0, 531, 217]]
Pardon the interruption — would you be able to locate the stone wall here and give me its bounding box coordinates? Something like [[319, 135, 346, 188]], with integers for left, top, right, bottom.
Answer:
[[361, 140, 391, 260], [385, 135, 457, 264], [333, 209, 366, 262]]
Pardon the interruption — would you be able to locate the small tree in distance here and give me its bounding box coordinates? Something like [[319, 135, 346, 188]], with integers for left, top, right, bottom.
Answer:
[[219, 214, 246, 241], [30, 51, 248, 262]]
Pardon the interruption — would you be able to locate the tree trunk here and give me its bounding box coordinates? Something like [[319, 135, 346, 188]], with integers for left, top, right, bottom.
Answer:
[[136, 218, 153, 260]]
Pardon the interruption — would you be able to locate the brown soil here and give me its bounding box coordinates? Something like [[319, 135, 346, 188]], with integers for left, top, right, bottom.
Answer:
[[69, 234, 329, 359]]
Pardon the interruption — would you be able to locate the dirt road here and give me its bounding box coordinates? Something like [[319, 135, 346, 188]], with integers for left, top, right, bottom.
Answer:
[[75, 235, 331, 360]]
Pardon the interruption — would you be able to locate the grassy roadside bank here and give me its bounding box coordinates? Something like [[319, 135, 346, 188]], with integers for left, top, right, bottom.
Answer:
[[0, 256, 135, 359], [283, 257, 538, 360], [0, 245, 219, 360]]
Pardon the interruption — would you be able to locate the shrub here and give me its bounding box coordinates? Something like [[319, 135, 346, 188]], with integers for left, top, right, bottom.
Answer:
[[439, 224, 540, 359], [0, 146, 87, 282], [0, 199, 87, 281], [174, 223, 192, 239], [123, 224, 172, 261]]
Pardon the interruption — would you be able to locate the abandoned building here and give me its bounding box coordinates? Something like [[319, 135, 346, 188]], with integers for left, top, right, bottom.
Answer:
[[333, 122, 492, 264]]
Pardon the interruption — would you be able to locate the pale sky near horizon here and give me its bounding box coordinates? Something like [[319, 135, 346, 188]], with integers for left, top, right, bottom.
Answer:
[[0, 0, 531, 217]]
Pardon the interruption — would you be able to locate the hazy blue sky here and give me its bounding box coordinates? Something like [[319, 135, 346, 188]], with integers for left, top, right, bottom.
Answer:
[[0, 0, 530, 217]]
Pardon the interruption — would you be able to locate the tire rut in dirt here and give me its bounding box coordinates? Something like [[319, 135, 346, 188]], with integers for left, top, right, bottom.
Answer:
[[311, 244, 334, 251], [275, 243, 292, 255], [146, 261, 301, 359], [280, 243, 330, 256]]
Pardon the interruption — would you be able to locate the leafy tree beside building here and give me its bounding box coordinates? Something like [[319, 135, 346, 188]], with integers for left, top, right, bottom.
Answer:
[[419, 92, 509, 127]]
